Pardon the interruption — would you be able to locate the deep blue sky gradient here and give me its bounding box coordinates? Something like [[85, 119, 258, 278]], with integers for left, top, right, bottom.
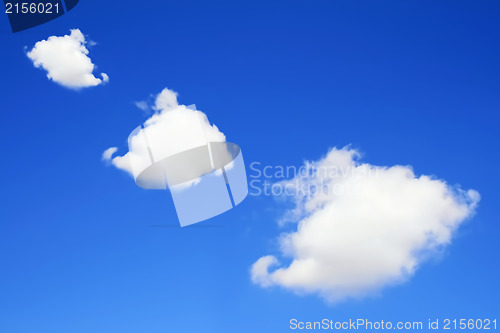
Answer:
[[0, 1, 499, 332]]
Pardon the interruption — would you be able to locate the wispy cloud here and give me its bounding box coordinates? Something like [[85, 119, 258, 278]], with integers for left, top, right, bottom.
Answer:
[[134, 101, 149, 112], [102, 147, 118, 161]]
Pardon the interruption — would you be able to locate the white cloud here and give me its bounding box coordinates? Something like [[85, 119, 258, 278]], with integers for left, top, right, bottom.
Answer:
[[251, 147, 480, 303], [26, 29, 108, 89], [102, 147, 118, 161], [101, 73, 109, 83], [104, 87, 226, 180], [134, 101, 149, 112], [154, 88, 179, 112]]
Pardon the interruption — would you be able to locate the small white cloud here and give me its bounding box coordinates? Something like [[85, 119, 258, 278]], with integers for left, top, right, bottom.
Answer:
[[102, 147, 118, 161], [134, 101, 149, 112], [26, 29, 108, 89], [104, 87, 226, 178], [251, 256, 279, 287], [252, 147, 480, 303]]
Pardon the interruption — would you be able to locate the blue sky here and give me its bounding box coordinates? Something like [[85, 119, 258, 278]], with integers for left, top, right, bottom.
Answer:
[[1, 1, 499, 332]]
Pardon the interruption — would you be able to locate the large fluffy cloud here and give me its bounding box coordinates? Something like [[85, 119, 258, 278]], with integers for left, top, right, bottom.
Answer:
[[103, 88, 226, 178], [26, 29, 108, 89], [251, 148, 480, 303]]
